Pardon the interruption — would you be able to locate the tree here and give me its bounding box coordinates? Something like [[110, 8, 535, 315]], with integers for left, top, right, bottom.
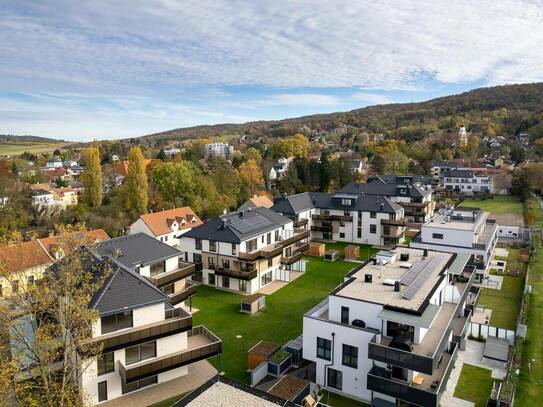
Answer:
[[244, 147, 262, 164], [0, 229, 112, 406], [467, 135, 480, 161], [151, 161, 195, 203], [126, 146, 148, 215], [81, 147, 103, 207], [370, 154, 386, 174], [238, 159, 263, 196]]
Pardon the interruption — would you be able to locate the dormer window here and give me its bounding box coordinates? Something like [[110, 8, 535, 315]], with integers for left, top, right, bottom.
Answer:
[[341, 199, 352, 206]]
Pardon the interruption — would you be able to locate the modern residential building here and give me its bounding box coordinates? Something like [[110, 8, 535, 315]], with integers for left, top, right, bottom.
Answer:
[[95, 233, 198, 307], [204, 142, 234, 159], [430, 160, 472, 179], [163, 147, 182, 158], [73, 249, 222, 405], [45, 159, 63, 169], [410, 207, 498, 279], [179, 207, 310, 294], [303, 247, 478, 406], [442, 169, 495, 195], [128, 207, 202, 248], [30, 184, 79, 209], [272, 192, 406, 246], [338, 178, 435, 224], [30, 188, 54, 208]]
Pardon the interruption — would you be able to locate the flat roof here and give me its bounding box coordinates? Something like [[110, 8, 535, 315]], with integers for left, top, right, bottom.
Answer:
[[335, 247, 453, 312], [424, 209, 487, 231]]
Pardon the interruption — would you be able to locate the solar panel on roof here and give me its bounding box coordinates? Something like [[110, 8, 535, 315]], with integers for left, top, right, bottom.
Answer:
[[400, 257, 431, 286], [402, 255, 445, 300], [229, 215, 273, 234]]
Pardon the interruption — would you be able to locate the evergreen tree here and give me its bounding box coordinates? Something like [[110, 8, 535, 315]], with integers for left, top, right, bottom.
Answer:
[[126, 146, 149, 215], [81, 146, 103, 207]]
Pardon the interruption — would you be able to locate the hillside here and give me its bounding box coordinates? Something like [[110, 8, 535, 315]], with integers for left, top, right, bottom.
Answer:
[[139, 83, 543, 144]]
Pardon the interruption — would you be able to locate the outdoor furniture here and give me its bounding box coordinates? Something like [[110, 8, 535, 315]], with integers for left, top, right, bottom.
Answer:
[[412, 375, 424, 385], [240, 293, 266, 315], [324, 249, 340, 262]]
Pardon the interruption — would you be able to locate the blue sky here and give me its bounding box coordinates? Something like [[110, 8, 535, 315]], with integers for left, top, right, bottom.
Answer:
[[1, 1, 542, 141]]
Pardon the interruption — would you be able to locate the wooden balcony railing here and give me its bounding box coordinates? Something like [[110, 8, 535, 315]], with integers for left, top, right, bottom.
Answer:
[[150, 263, 195, 288], [169, 282, 198, 305]]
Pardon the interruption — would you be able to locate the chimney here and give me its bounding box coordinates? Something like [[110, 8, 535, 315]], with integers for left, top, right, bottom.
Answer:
[[423, 249, 428, 257], [394, 281, 401, 292]]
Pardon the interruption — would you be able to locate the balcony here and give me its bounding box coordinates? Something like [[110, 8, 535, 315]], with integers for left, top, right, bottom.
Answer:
[[238, 229, 309, 261], [215, 266, 258, 281], [367, 343, 458, 407], [293, 218, 308, 228], [118, 325, 221, 384], [150, 263, 195, 288], [380, 218, 407, 227], [169, 282, 198, 305], [281, 251, 302, 265], [453, 308, 472, 344], [310, 225, 332, 232], [312, 214, 353, 222], [87, 308, 192, 353]]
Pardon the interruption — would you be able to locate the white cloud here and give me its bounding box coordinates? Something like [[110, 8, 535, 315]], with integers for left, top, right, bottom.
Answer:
[[0, 0, 542, 94]]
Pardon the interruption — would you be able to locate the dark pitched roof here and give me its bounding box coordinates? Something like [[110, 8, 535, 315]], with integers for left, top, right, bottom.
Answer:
[[368, 175, 433, 185], [337, 181, 431, 199], [443, 169, 474, 178], [183, 207, 291, 244], [271, 191, 402, 215], [95, 233, 181, 269]]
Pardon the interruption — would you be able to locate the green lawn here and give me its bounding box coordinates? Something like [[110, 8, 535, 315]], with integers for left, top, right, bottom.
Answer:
[[460, 196, 523, 215], [515, 234, 543, 405], [148, 393, 188, 407], [478, 248, 527, 330], [454, 364, 495, 407], [321, 390, 369, 407], [321, 242, 379, 261], [191, 257, 357, 382]]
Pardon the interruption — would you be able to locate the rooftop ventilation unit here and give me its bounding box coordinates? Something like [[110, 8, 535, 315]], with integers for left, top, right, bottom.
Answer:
[[365, 274, 373, 283]]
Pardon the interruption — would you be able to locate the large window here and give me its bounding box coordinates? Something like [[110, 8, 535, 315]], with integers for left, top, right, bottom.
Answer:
[[222, 276, 230, 288], [209, 240, 217, 252], [97, 352, 114, 375], [341, 306, 349, 324], [195, 238, 202, 250], [316, 337, 331, 361], [327, 368, 342, 390], [101, 311, 133, 335], [125, 341, 156, 365], [149, 261, 165, 277], [342, 344, 358, 368], [239, 280, 247, 292], [246, 238, 257, 252], [261, 271, 272, 286]]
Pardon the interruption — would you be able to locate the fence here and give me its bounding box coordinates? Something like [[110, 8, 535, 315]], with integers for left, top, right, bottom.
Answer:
[[467, 321, 515, 345]]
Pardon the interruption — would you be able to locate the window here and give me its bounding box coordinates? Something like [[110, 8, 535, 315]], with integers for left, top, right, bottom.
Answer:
[[357, 228, 362, 239], [268, 258, 273, 268], [261, 270, 272, 286], [164, 235, 168, 242], [324, 210, 330, 215], [98, 381, 108, 402], [246, 238, 257, 252], [209, 240, 217, 252], [432, 233, 444, 239], [195, 238, 202, 250], [327, 368, 342, 390], [341, 306, 349, 324], [208, 257, 215, 268], [344, 210, 350, 216], [339, 232, 345, 238], [222, 276, 230, 288], [149, 261, 165, 277], [222, 259, 230, 269], [231, 243, 236, 255], [340, 221, 345, 227], [267, 233, 271, 245], [370, 212, 376, 219], [239, 280, 247, 292], [275, 230, 280, 241], [125, 341, 156, 365], [369, 224, 376, 234], [341, 199, 351, 206], [261, 235, 265, 243], [101, 311, 133, 334], [208, 273, 215, 285], [342, 344, 358, 368], [97, 352, 114, 375], [316, 337, 331, 360]]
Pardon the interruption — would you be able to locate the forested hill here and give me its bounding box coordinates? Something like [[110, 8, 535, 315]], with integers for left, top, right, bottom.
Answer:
[[139, 82, 543, 143], [0, 134, 64, 143]]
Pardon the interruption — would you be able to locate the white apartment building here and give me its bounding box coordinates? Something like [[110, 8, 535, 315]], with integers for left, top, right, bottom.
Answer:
[[204, 142, 234, 159], [128, 207, 202, 248], [443, 169, 494, 195], [410, 207, 498, 280], [272, 192, 406, 246], [95, 233, 199, 307], [179, 207, 310, 294], [303, 247, 478, 406], [31, 188, 54, 208], [78, 250, 221, 405]]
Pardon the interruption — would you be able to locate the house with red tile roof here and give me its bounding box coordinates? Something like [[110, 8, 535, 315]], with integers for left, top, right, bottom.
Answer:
[[128, 207, 202, 248], [238, 194, 274, 211]]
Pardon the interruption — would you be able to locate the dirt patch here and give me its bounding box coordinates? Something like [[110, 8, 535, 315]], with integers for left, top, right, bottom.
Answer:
[[489, 212, 524, 226]]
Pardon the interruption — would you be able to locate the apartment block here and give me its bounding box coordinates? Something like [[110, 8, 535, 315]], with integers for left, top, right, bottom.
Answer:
[[204, 142, 234, 159], [338, 177, 436, 223], [443, 169, 494, 195], [77, 250, 221, 405], [272, 192, 406, 246], [179, 207, 310, 294], [303, 247, 479, 406], [410, 207, 498, 280], [95, 233, 198, 307], [128, 207, 202, 248]]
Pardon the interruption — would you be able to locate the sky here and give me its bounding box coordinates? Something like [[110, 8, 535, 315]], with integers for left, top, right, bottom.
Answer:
[[1, 0, 543, 141]]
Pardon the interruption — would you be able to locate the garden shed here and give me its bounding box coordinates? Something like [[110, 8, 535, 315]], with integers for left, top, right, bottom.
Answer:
[[240, 293, 266, 315], [248, 340, 280, 370], [344, 244, 360, 260], [324, 249, 340, 262], [307, 242, 325, 257]]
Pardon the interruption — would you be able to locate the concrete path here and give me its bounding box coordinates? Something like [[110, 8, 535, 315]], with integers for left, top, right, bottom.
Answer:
[[441, 340, 507, 407], [257, 271, 304, 295]]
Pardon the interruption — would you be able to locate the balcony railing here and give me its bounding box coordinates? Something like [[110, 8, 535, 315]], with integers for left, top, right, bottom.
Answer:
[[150, 263, 195, 288], [169, 282, 198, 305], [118, 325, 221, 384], [87, 308, 192, 353], [293, 218, 308, 227], [238, 229, 309, 261], [310, 225, 333, 232], [215, 267, 258, 281], [367, 343, 458, 407], [281, 252, 303, 265], [380, 218, 407, 226], [311, 214, 353, 222]]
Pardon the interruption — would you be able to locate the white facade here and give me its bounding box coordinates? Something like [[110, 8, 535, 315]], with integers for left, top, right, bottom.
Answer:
[[31, 191, 54, 208], [129, 218, 194, 248], [204, 143, 234, 159], [444, 173, 494, 195]]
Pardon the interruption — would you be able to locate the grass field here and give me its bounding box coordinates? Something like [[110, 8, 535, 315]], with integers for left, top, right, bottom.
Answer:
[[321, 390, 369, 407], [478, 248, 527, 330], [454, 364, 495, 407], [0, 142, 67, 156], [148, 393, 188, 407], [191, 256, 357, 383], [460, 196, 523, 215], [321, 242, 379, 261]]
